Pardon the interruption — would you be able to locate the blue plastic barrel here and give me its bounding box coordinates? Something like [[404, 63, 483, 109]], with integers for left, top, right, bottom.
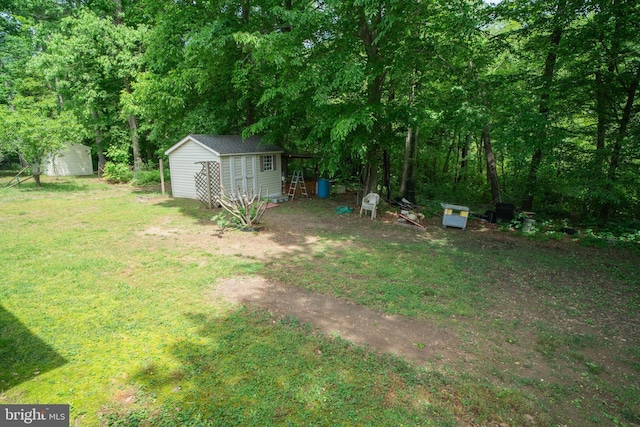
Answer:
[[317, 178, 330, 198]]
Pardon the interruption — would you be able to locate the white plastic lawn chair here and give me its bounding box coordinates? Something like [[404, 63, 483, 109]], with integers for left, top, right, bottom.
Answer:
[[359, 193, 380, 219]]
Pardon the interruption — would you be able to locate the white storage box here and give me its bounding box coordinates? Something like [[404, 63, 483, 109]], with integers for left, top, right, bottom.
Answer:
[[441, 203, 469, 230]]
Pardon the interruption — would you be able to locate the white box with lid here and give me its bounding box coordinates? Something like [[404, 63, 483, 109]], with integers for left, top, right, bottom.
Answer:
[[441, 203, 469, 230]]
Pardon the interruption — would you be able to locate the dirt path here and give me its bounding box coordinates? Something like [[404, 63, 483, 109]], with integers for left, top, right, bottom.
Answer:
[[147, 197, 466, 369], [213, 276, 461, 369], [141, 193, 639, 426]]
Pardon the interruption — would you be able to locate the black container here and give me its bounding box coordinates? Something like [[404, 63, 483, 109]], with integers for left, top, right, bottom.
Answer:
[[485, 210, 496, 223], [495, 203, 515, 223]]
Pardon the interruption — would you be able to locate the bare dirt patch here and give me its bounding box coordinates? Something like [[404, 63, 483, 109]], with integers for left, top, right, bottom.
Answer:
[[144, 195, 474, 370], [212, 276, 459, 369], [143, 193, 639, 426]]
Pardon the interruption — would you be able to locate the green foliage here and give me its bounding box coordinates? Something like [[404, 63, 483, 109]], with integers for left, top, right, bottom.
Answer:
[[33, 6, 148, 168], [106, 141, 131, 165], [2, 0, 640, 222], [210, 212, 234, 229], [492, 213, 640, 250], [4, 97, 83, 182], [134, 168, 170, 186], [103, 162, 133, 183]]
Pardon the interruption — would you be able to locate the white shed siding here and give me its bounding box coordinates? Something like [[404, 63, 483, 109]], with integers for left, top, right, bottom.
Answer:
[[223, 154, 281, 197], [168, 141, 219, 199], [166, 135, 283, 201], [220, 153, 282, 196], [257, 154, 282, 197], [229, 156, 257, 195], [220, 157, 233, 191], [231, 157, 242, 190], [44, 143, 93, 176]]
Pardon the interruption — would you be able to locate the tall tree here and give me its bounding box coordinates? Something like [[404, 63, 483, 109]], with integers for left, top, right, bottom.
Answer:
[[40, 7, 146, 170], [586, 0, 640, 221], [0, 8, 83, 181], [520, 0, 569, 211], [3, 68, 82, 185]]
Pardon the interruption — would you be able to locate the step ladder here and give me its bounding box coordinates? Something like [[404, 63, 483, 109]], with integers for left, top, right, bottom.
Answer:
[[287, 170, 308, 200]]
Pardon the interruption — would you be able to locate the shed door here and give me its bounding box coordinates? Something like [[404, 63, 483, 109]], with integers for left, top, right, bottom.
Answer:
[[230, 156, 258, 195]]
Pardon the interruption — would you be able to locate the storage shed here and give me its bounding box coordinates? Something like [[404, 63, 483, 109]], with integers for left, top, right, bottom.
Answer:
[[165, 134, 284, 202], [43, 142, 93, 177]]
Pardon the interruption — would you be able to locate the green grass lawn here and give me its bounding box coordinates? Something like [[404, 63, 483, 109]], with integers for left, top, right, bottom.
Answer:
[[1, 176, 637, 426]]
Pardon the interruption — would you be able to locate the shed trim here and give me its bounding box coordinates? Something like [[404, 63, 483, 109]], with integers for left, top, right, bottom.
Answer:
[[165, 135, 220, 156]]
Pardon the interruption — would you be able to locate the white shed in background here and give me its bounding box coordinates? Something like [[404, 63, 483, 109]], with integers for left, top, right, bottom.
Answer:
[[165, 134, 284, 200], [43, 143, 93, 177]]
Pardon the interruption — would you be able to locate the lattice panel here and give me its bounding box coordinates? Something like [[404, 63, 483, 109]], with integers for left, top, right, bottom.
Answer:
[[194, 161, 221, 208]]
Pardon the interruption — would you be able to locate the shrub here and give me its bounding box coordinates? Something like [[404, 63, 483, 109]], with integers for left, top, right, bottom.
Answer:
[[134, 169, 170, 185], [103, 162, 133, 183], [215, 186, 268, 230]]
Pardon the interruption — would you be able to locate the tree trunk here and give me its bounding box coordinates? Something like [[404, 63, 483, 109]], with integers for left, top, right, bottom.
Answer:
[[453, 133, 460, 192], [442, 135, 455, 175], [459, 133, 470, 178], [92, 110, 107, 173], [400, 127, 412, 195], [239, 0, 255, 127], [593, 19, 620, 179], [609, 75, 638, 180], [454, 133, 469, 192], [361, 147, 380, 198], [129, 113, 141, 170], [483, 124, 501, 203], [245, 98, 255, 127], [595, 68, 607, 155], [400, 74, 416, 197], [54, 78, 64, 108], [358, 6, 385, 198], [31, 161, 42, 187], [124, 80, 142, 171], [115, 1, 141, 172], [521, 1, 565, 211], [600, 71, 639, 221], [242, 0, 250, 23], [476, 134, 483, 175], [407, 127, 419, 203], [593, 4, 627, 222], [382, 149, 391, 200]]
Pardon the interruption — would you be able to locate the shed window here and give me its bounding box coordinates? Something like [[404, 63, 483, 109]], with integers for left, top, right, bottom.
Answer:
[[261, 155, 275, 172]]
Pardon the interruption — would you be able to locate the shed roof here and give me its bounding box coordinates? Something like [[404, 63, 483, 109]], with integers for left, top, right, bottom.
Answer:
[[165, 134, 283, 156]]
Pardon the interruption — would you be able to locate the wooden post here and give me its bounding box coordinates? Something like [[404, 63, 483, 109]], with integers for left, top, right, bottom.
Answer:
[[206, 162, 212, 209], [159, 158, 165, 196]]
